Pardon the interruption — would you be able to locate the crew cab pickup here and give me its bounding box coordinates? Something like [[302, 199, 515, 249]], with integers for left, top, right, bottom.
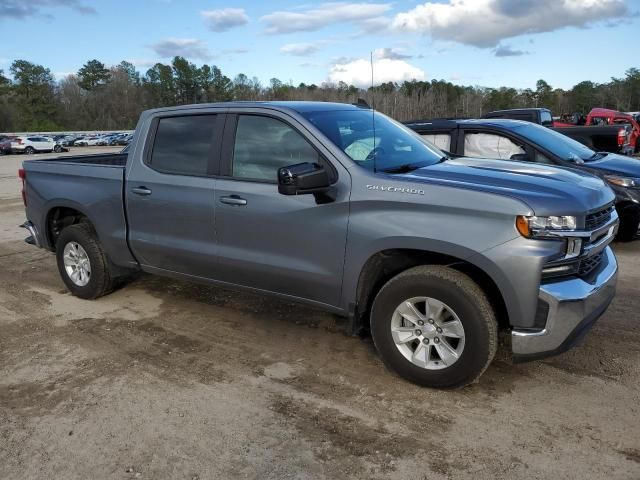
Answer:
[[483, 108, 633, 155], [19, 102, 619, 388]]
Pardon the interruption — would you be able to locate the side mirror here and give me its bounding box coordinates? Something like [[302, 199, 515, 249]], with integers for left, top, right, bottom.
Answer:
[[510, 153, 530, 162], [278, 162, 331, 196]]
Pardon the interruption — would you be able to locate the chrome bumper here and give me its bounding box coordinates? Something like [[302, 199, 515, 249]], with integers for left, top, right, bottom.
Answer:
[[20, 221, 42, 248], [512, 246, 618, 360]]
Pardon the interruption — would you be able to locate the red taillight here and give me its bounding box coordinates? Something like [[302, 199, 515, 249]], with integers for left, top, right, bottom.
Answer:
[[18, 168, 26, 206], [16, 138, 23, 145], [617, 128, 627, 147]]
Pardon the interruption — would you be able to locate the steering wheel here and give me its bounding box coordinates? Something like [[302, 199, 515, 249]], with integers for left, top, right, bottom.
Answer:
[[365, 146, 385, 162]]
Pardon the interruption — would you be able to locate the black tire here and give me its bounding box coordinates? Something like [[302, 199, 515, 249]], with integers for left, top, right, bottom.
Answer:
[[370, 266, 498, 389], [55, 223, 116, 299], [616, 214, 639, 242], [54, 145, 62, 153], [24, 146, 35, 155]]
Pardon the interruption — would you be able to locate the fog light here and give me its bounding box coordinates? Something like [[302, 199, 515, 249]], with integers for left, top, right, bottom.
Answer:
[[565, 238, 582, 259]]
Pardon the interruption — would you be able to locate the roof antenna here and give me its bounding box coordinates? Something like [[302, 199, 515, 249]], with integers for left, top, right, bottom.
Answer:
[[370, 51, 377, 173]]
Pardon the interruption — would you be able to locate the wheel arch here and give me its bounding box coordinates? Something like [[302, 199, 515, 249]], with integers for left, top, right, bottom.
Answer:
[[43, 201, 97, 250], [350, 248, 510, 335]]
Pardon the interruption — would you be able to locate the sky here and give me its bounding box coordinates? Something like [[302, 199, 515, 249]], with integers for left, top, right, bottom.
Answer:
[[0, 0, 639, 90]]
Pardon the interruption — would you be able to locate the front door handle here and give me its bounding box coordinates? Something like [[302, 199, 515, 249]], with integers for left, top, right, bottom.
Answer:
[[131, 187, 152, 196], [220, 195, 247, 206]]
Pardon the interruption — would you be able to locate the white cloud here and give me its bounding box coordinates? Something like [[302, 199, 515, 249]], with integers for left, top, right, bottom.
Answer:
[[53, 71, 74, 80], [392, 0, 629, 48], [201, 8, 249, 32], [126, 58, 158, 68], [280, 43, 320, 56], [328, 58, 425, 87], [261, 2, 391, 34], [149, 38, 212, 61]]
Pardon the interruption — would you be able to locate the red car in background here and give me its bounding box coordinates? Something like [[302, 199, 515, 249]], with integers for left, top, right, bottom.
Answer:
[[586, 108, 640, 153]]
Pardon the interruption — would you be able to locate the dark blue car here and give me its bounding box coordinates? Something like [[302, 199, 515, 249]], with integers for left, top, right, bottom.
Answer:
[[407, 118, 640, 241]]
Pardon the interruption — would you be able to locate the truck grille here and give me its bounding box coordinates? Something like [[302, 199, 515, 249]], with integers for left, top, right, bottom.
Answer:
[[578, 252, 604, 277], [585, 206, 613, 231]]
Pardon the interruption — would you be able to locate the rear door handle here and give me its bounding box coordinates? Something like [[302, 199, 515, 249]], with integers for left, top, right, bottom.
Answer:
[[131, 187, 152, 196], [220, 195, 247, 206]]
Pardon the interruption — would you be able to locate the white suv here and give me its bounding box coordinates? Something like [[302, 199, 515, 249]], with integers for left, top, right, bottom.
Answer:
[[11, 136, 56, 154]]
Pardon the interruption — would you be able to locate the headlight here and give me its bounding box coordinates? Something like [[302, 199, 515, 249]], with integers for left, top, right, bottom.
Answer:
[[604, 175, 640, 188], [516, 215, 577, 238]]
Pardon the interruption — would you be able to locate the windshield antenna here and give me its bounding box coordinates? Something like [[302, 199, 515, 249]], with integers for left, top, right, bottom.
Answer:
[[370, 51, 377, 173]]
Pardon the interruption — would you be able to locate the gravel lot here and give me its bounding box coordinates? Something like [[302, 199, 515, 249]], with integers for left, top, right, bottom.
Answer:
[[1, 148, 639, 479]]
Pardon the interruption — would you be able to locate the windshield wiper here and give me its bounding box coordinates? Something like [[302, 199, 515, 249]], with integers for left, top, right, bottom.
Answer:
[[381, 163, 424, 173]]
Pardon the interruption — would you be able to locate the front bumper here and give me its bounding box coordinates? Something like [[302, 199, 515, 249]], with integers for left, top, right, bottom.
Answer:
[[511, 246, 617, 361]]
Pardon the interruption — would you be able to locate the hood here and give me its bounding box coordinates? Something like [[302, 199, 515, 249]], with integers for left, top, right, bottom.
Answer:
[[399, 157, 614, 217], [581, 153, 640, 177]]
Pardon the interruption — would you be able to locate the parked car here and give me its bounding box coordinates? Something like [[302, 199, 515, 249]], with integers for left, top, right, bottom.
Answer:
[[19, 102, 618, 388], [48, 138, 69, 154], [482, 108, 633, 155], [585, 108, 640, 153], [75, 136, 106, 146], [406, 118, 640, 240], [11, 136, 56, 154], [0, 136, 15, 155], [108, 133, 130, 146], [61, 135, 84, 146]]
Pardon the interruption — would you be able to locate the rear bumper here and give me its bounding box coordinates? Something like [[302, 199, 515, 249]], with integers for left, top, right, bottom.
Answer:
[[511, 246, 617, 361]]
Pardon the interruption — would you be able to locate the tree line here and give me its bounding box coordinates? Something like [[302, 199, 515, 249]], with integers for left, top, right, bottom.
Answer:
[[0, 57, 639, 132]]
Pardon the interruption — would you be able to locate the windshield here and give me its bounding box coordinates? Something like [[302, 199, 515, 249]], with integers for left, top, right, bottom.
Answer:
[[300, 109, 445, 172], [512, 122, 597, 161]]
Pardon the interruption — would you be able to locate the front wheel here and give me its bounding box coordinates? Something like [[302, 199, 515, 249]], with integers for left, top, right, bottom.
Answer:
[[55, 223, 116, 299], [54, 145, 62, 153], [370, 266, 497, 388], [617, 211, 640, 242]]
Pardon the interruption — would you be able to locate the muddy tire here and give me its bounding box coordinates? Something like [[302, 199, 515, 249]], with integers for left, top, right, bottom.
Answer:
[[55, 223, 116, 299], [370, 265, 497, 389]]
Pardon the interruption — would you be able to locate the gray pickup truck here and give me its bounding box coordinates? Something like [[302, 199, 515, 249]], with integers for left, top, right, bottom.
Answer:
[[20, 102, 619, 388]]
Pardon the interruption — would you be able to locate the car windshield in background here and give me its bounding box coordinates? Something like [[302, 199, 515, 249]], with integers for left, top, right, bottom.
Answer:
[[513, 122, 598, 161], [301, 109, 445, 172]]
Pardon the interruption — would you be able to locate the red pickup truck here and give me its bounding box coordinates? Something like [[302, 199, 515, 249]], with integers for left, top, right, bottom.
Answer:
[[585, 108, 640, 154]]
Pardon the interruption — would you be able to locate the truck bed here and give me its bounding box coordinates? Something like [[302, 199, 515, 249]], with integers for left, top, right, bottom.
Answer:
[[550, 125, 627, 153], [22, 151, 133, 267]]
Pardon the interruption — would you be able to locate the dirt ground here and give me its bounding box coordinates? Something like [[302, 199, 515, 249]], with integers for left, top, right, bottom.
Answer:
[[1, 148, 639, 480]]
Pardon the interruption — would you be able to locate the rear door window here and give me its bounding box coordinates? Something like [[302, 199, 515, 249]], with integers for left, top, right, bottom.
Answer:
[[463, 132, 526, 159], [150, 115, 217, 176], [540, 110, 553, 126]]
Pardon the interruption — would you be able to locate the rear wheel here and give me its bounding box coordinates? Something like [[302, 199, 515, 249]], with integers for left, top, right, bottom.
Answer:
[[55, 223, 116, 299], [24, 146, 35, 155], [370, 266, 497, 388]]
